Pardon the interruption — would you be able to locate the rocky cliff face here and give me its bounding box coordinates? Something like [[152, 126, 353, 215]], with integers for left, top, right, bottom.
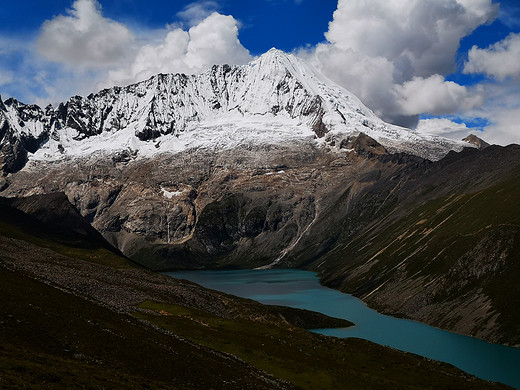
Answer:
[[462, 134, 490, 150]]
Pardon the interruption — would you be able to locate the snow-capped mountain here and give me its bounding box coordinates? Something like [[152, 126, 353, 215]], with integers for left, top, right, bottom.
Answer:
[[1, 48, 469, 174]]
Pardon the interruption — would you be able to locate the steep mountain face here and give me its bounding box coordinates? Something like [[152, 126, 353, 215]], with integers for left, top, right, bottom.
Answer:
[[462, 134, 490, 150], [0, 49, 468, 176], [280, 145, 520, 345], [1, 49, 516, 346]]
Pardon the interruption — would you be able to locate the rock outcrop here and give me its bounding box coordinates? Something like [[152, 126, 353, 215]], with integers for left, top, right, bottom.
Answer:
[[463, 134, 491, 150]]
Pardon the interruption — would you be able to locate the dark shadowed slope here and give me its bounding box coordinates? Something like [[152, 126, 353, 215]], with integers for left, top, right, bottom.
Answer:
[[290, 145, 520, 345]]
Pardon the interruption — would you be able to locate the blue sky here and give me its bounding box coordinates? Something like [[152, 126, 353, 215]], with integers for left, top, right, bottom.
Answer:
[[0, 1, 338, 53], [0, 0, 519, 144]]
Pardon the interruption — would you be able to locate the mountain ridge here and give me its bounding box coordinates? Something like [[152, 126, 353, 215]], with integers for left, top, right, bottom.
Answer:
[[1, 49, 471, 175]]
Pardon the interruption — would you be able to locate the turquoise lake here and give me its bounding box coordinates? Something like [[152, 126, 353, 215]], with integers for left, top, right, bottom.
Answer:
[[167, 269, 520, 389]]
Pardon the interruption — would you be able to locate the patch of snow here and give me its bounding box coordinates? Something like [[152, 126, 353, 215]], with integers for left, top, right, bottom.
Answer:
[[161, 187, 183, 199]]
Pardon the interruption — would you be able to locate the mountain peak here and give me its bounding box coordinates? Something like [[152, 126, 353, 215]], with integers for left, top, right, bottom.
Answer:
[[254, 47, 300, 70], [0, 48, 470, 173], [462, 134, 490, 150], [263, 47, 288, 57]]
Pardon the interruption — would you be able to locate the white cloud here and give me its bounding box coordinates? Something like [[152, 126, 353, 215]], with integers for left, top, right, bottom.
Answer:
[[184, 13, 251, 70], [416, 77, 520, 145], [1, 2, 251, 105], [482, 107, 520, 145], [325, 0, 498, 78], [36, 0, 135, 68], [464, 33, 520, 80], [308, 45, 396, 110], [304, 0, 498, 127], [107, 12, 251, 87], [415, 78, 520, 146], [416, 118, 473, 140], [460, 80, 520, 145], [395, 75, 484, 116], [176, 1, 220, 27]]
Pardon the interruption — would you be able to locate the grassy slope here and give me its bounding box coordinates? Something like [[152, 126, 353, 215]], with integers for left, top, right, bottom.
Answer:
[[136, 300, 509, 390], [0, 267, 286, 390], [315, 167, 520, 344], [335, 175, 520, 283]]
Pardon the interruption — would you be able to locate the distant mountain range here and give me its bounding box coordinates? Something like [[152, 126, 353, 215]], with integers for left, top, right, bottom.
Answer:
[[1, 48, 518, 347]]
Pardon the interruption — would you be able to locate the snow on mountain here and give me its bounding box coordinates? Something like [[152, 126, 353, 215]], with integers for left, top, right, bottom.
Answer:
[[0, 48, 470, 169]]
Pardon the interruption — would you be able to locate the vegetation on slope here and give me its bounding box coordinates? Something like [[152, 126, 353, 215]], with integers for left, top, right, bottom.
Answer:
[[0, 267, 286, 389], [306, 148, 520, 345], [137, 300, 509, 390]]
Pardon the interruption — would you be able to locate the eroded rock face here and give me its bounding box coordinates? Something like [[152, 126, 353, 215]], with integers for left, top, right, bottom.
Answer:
[[0, 135, 394, 268], [0, 132, 27, 175]]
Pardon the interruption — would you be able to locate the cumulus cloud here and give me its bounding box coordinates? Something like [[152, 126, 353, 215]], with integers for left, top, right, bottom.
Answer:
[[107, 12, 251, 87], [1, 1, 250, 104], [33, 0, 251, 91], [464, 33, 520, 80], [416, 118, 474, 140], [459, 81, 520, 145], [176, 1, 220, 27], [395, 75, 484, 116], [482, 107, 520, 145], [309, 45, 396, 111], [303, 0, 498, 127], [410, 78, 520, 146], [325, 0, 497, 78], [36, 0, 135, 68]]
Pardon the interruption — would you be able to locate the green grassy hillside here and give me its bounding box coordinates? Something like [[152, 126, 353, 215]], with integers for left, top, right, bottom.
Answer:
[[311, 157, 520, 344]]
